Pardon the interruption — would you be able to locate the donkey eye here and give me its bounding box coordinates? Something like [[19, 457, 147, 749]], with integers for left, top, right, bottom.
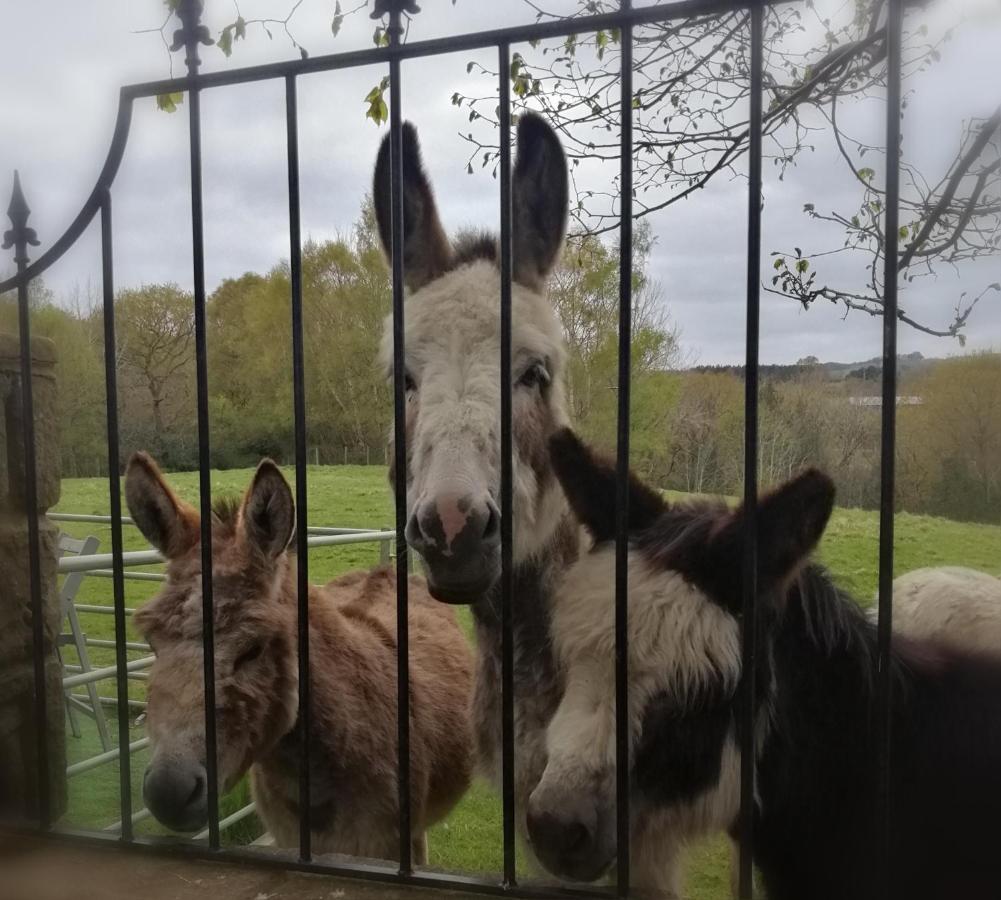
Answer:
[[518, 362, 549, 390], [234, 643, 263, 670]]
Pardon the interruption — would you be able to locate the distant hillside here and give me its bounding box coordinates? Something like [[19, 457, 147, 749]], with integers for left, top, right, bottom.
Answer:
[[689, 351, 936, 382]]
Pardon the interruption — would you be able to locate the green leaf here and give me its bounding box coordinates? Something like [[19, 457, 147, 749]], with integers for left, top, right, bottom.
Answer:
[[218, 26, 234, 58], [235, 16, 247, 40], [857, 167, 875, 182], [366, 96, 388, 125], [773, 257, 785, 270], [851, 215, 861, 228], [795, 259, 810, 274], [899, 225, 909, 239], [596, 29, 608, 61], [156, 92, 184, 114], [364, 77, 390, 125]]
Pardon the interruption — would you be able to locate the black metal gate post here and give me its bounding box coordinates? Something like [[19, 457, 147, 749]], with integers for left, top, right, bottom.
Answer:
[[170, 0, 222, 850], [738, 4, 764, 898], [384, 0, 414, 877]]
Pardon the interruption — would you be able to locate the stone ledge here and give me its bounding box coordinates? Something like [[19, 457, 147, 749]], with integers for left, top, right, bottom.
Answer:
[[0, 333, 57, 370], [1, 832, 494, 900]]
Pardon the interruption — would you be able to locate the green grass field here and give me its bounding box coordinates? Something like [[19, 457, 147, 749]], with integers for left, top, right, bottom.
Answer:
[[53, 465, 1000, 896]]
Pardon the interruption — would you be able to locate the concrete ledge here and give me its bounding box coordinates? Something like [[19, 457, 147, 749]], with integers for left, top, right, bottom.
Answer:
[[1, 832, 490, 900]]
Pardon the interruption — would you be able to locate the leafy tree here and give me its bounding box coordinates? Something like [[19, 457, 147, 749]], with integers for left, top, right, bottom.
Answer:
[[111, 284, 196, 440], [899, 352, 1001, 522], [0, 282, 108, 476]]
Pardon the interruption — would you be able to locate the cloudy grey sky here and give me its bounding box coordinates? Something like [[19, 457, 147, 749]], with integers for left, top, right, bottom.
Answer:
[[1, 0, 997, 365]]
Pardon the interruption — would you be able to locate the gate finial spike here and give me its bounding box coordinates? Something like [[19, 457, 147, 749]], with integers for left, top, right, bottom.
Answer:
[[3, 170, 41, 262], [169, 0, 214, 75], [371, 1, 422, 20]]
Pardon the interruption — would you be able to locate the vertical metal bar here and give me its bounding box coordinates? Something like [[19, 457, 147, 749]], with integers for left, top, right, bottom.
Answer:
[[876, 0, 903, 894], [388, 9, 412, 875], [99, 188, 133, 841], [497, 41, 517, 890], [615, 3, 633, 896], [285, 73, 312, 863], [739, 3, 764, 898], [187, 82, 220, 850], [8, 177, 50, 829]]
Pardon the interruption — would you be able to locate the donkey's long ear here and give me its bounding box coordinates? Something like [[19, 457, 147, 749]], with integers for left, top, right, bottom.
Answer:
[[125, 452, 200, 559], [512, 113, 568, 290], [373, 122, 452, 292], [549, 428, 666, 543], [711, 468, 835, 591], [241, 460, 295, 560]]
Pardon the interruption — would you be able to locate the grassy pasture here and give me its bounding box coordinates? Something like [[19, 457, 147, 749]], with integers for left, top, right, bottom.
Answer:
[[54, 465, 999, 896]]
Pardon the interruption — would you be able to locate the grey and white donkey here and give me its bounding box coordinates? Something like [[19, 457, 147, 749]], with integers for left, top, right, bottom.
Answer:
[[371, 115, 685, 895]]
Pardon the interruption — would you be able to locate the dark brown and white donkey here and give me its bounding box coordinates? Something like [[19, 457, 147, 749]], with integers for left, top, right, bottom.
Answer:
[[371, 115, 683, 893], [529, 429, 1001, 900], [127, 454, 473, 863]]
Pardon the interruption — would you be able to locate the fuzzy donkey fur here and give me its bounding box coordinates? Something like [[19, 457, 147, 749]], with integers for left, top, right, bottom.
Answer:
[[880, 566, 1001, 656], [128, 454, 473, 863], [371, 116, 685, 894], [530, 429, 1001, 900]]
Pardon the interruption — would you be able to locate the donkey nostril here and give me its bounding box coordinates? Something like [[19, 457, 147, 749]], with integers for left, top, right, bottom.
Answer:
[[405, 512, 425, 550], [482, 500, 500, 543], [562, 820, 590, 856], [186, 773, 205, 808]]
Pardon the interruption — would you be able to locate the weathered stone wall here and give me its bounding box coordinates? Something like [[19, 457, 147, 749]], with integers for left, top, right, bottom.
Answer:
[[0, 331, 66, 822]]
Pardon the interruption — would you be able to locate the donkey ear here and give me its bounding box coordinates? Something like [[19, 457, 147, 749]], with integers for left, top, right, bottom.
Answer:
[[125, 452, 200, 559], [512, 113, 568, 290], [712, 468, 835, 590], [241, 460, 295, 560], [373, 122, 452, 292], [549, 428, 666, 543]]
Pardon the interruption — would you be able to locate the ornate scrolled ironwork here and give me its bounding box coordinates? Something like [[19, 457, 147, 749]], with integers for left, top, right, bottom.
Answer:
[[371, 1, 422, 20], [168, 0, 214, 74]]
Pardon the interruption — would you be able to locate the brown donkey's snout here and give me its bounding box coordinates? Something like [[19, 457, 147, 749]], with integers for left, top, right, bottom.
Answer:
[[406, 492, 500, 603], [143, 759, 208, 833]]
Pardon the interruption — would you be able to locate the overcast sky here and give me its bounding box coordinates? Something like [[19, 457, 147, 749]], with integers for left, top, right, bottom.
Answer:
[[1, 0, 997, 365]]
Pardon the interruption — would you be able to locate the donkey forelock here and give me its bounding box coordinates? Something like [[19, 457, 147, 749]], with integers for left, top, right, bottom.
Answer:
[[374, 113, 571, 603]]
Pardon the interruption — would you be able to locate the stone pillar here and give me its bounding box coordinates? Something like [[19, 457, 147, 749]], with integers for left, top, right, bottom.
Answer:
[[0, 331, 66, 822]]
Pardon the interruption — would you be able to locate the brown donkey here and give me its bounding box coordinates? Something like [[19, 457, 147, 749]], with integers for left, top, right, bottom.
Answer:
[[127, 454, 473, 863]]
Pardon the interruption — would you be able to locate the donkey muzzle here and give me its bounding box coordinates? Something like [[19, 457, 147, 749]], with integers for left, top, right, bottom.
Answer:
[[406, 492, 501, 603], [527, 787, 615, 883], [143, 759, 208, 833]]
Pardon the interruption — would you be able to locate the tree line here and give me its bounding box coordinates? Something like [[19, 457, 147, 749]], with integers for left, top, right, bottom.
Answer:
[[2, 208, 997, 524]]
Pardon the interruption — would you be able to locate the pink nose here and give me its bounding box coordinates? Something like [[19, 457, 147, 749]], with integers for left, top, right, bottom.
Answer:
[[405, 492, 500, 557]]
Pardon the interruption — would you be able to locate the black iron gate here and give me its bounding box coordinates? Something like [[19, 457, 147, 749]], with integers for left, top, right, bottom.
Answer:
[[1, 0, 906, 896]]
